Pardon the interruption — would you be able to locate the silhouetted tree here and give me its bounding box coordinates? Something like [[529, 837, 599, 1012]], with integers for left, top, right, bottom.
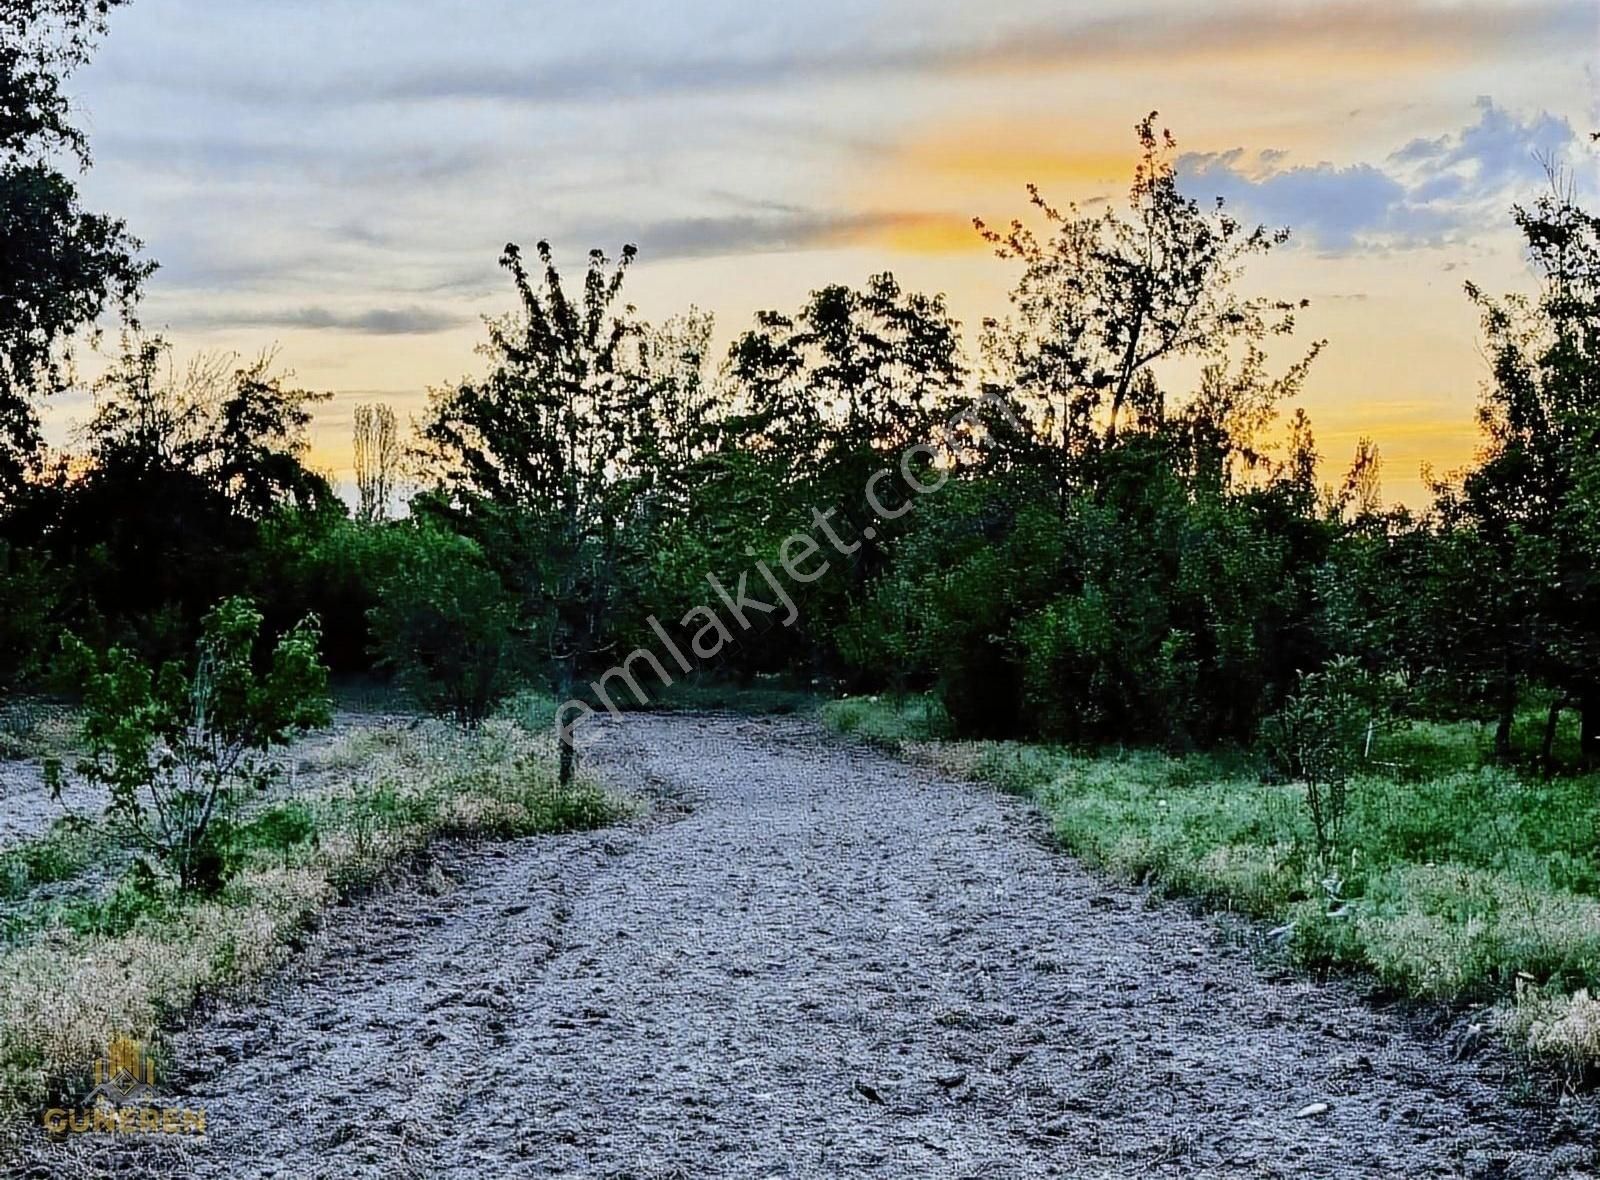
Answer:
[[974, 112, 1316, 501], [1, 0, 151, 504], [1448, 174, 1600, 763], [420, 241, 645, 779]]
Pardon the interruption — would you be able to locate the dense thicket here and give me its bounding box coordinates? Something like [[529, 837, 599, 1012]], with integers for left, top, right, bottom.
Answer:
[[0, 0, 1595, 781]]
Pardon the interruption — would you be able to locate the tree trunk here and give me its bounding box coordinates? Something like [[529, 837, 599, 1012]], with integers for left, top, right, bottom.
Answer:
[[1493, 673, 1516, 763], [559, 736, 576, 787], [555, 641, 578, 787], [1581, 689, 1600, 771], [1542, 697, 1568, 779]]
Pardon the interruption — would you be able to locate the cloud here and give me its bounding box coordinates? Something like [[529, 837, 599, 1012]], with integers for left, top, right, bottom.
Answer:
[[968, 0, 1589, 75], [1393, 96, 1577, 187], [591, 213, 851, 261], [1178, 155, 1410, 250], [189, 305, 470, 335], [588, 209, 975, 261], [1178, 99, 1586, 252], [98, 0, 1589, 110]]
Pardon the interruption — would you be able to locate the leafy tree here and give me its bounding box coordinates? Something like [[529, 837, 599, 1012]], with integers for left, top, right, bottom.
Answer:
[[812, 123, 1335, 744], [209, 350, 331, 518], [85, 335, 332, 508], [974, 112, 1316, 500], [1, 0, 151, 503], [1263, 656, 1389, 860], [1445, 176, 1600, 762], [728, 273, 964, 470], [40, 336, 335, 659], [52, 597, 330, 892], [419, 241, 645, 777], [636, 309, 722, 512], [724, 273, 966, 674]]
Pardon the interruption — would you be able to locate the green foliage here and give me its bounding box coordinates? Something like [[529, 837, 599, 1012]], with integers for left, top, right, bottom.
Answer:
[[727, 272, 964, 468], [417, 240, 652, 763], [1435, 179, 1600, 763], [56, 597, 331, 892], [10, 337, 338, 668], [367, 524, 520, 725], [253, 509, 413, 676], [230, 801, 319, 868], [821, 695, 948, 744], [0, 542, 57, 696], [0, 716, 623, 1124], [1263, 656, 1390, 858], [0, 816, 103, 900], [974, 112, 1318, 493], [59, 860, 168, 940]]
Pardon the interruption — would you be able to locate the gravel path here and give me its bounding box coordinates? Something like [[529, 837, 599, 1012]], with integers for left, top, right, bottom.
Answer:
[[16, 713, 1590, 1178], [0, 761, 106, 850]]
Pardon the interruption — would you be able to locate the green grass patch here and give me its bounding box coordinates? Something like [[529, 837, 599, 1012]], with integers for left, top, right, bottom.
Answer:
[[506, 678, 819, 731], [821, 695, 948, 744], [0, 816, 113, 901]]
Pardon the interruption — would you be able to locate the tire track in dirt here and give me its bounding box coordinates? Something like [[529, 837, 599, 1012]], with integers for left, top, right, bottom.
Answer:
[[15, 714, 1591, 1178]]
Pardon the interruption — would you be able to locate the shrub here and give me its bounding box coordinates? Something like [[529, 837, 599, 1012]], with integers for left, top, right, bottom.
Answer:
[[50, 597, 330, 893], [1262, 656, 1388, 860], [0, 542, 58, 699], [368, 524, 520, 726]]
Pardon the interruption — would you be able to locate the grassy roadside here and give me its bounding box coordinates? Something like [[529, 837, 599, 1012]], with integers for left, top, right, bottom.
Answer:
[[824, 695, 1600, 1076], [0, 716, 623, 1132]]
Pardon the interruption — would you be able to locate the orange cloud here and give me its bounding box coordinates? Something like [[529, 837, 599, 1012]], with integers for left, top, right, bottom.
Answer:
[[812, 211, 983, 255], [835, 118, 1135, 255]]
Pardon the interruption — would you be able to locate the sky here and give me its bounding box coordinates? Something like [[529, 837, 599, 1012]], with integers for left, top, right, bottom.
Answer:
[[57, 0, 1600, 506]]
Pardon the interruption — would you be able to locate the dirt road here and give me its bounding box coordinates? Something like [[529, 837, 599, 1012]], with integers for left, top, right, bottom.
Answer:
[[16, 714, 1590, 1178]]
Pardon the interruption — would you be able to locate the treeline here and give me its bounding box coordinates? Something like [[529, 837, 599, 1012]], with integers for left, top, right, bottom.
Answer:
[[3, 4, 1598, 771]]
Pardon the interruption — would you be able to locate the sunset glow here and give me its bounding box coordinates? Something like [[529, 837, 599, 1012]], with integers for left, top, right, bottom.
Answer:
[[55, 0, 1598, 506]]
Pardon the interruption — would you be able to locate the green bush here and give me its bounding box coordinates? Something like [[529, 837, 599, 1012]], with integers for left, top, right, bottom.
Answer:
[[368, 523, 520, 726], [0, 816, 102, 900], [52, 597, 330, 892]]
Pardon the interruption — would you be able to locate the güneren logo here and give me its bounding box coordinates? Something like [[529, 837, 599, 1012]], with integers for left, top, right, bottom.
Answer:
[[42, 1036, 207, 1136]]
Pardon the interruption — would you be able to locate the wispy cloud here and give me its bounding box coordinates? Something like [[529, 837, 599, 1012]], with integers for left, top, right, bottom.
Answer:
[[97, 0, 1590, 110], [965, 0, 1589, 74], [188, 305, 470, 336], [576, 209, 976, 261], [1393, 96, 1577, 187]]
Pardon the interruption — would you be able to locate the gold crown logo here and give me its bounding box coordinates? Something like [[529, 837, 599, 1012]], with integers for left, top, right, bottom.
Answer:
[[94, 1036, 156, 1092]]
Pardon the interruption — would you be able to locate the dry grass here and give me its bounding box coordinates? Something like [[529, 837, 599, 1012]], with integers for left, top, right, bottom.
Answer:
[[0, 717, 623, 1132], [1503, 985, 1600, 1076], [0, 866, 332, 1109]]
